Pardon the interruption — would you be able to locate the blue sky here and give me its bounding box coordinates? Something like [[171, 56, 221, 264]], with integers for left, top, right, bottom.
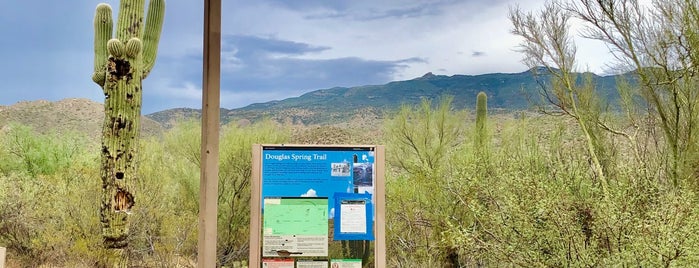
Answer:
[[0, 0, 611, 114]]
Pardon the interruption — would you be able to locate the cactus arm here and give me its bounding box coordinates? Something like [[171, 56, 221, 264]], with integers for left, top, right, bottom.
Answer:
[[93, 4, 113, 87], [115, 0, 145, 41], [142, 0, 165, 77]]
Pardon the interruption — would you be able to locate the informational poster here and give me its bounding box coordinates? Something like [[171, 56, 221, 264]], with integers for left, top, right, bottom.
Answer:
[[251, 145, 385, 268], [333, 193, 373, 241], [341, 201, 366, 233], [263, 197, 328, 257]]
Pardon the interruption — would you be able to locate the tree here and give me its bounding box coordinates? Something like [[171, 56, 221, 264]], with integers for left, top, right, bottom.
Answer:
[[91, 1, 165, 266], [510, 1, 613, 195], [383, 97, 465, 267], [563, 0, 699, 186]]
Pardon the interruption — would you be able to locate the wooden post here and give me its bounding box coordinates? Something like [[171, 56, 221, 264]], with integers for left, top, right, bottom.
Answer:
[[248, 145, 262, 266], [0, 246, 6, 268], [198, 0, 221, 267], [374, 145, 386, 267]]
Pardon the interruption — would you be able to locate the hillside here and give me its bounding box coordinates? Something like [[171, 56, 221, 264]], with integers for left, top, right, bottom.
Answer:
[[147, 68, 622, 126], [0, 98, 163, 140]]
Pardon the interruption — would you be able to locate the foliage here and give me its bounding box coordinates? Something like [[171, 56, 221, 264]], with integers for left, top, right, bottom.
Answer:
[[583, 0, 699, 187], [3, 102, 699, 267], [386, 106, 699, 266], [510, 1, 614, 195], [0, 128, 102, 267], [383, 97, 463, 178], [0, 124, 90, 177], [383, 97, 466, 267]]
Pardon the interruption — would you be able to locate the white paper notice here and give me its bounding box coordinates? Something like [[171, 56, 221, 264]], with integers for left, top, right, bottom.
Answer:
[[340, 202, 367, 233]]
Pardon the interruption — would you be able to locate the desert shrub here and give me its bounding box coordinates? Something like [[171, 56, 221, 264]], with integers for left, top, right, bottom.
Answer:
[[0, 125, 101, 267], [383, 97, 466, 267], [0, 123, 91, 176], [437, 115, 699, 266]]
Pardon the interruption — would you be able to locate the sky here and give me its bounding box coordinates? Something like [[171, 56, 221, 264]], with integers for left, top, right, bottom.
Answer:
[[0, 0, 613, 114]]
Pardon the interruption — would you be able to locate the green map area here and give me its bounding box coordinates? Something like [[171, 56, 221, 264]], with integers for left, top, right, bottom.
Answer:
[[264, 198, 328, 235]]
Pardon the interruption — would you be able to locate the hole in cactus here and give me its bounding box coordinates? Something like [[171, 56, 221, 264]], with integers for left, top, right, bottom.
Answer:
[[126, 93, 133, 100], [116, 172, 124, 179], [108, 58, 132, 81], [113, 188, 134, 212], [115, 117, 127, 129]]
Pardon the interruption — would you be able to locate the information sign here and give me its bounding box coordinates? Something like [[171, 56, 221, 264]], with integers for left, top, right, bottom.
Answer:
[[250, 145, 385, 268]]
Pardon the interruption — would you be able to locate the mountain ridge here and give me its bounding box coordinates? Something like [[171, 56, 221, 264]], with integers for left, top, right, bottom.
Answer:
[[147, 68, 622, 126], [0, 68, 626, 133]]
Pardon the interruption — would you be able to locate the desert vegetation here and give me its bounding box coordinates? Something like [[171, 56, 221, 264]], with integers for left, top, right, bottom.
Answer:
[[3, 0, 699, 267], [2, 93, 698, 267]]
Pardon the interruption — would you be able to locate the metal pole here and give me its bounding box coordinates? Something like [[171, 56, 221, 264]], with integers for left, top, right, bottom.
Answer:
[[199, 0, 221, 267]]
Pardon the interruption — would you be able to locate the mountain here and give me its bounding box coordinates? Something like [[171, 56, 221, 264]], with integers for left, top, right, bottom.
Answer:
[[148, 68, 622, 126], [0, 69, 625, 134]]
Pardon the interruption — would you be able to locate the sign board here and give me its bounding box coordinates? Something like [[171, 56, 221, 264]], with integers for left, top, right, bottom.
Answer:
[[250, 145, 385, 267]]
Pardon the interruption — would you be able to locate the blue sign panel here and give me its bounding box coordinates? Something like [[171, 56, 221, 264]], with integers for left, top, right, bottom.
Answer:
[[261, 146, 375, 219]]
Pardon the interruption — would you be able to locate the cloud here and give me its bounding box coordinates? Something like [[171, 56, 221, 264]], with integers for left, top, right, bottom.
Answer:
[[125, 31, 432, 112], [224, 35, 331, 58], [0, 0, 616, 111], [301, 189, 317, 197], [139, 34, 427, 112], [265, 0, 456, 21]]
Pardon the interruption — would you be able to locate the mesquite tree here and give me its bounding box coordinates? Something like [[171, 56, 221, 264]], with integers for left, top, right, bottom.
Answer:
[[91, 0, 164, 265]]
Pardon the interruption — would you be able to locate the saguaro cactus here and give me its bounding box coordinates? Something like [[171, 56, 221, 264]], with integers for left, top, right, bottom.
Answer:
[[91, 0, 164, 266], [475, 91, 488, 149]]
